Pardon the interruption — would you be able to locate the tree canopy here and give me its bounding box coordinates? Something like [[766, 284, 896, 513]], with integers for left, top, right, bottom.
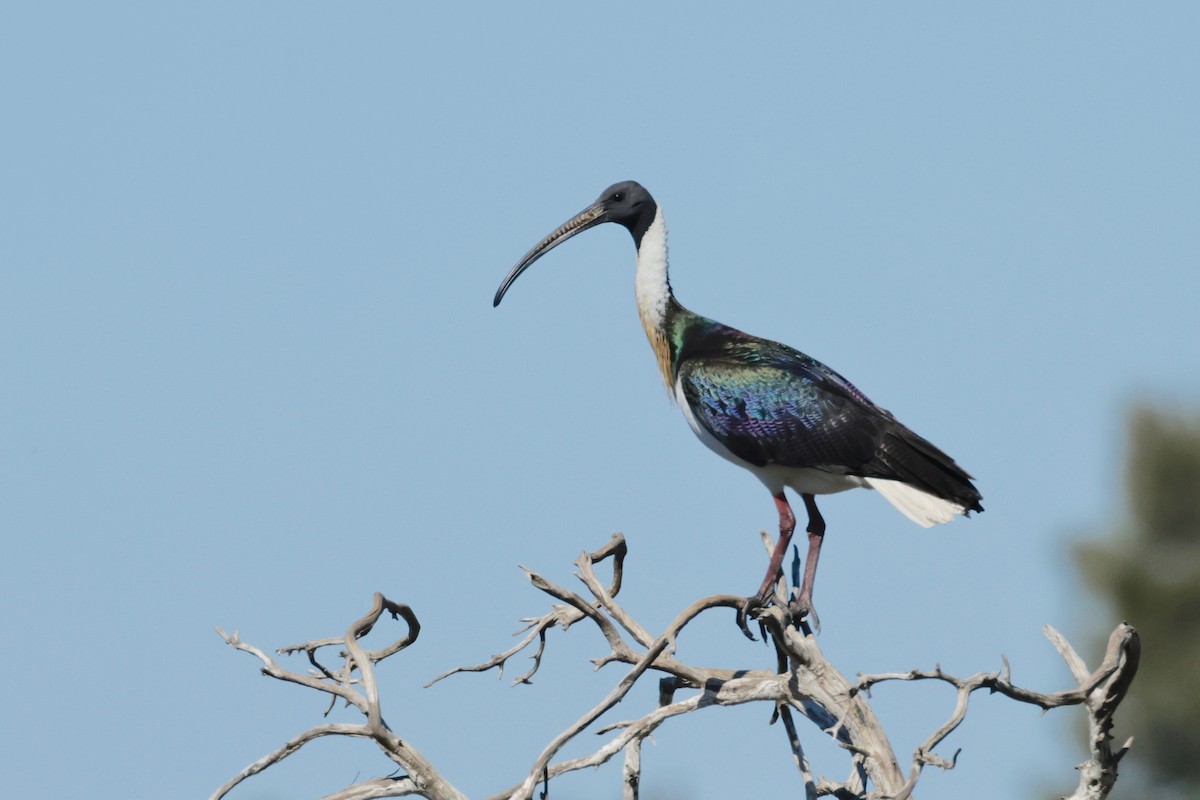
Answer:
[[1075, 406, 1200, 797]]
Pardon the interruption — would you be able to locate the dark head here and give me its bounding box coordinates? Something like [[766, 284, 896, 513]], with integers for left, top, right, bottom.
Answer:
[[493, 181, 658, 307]]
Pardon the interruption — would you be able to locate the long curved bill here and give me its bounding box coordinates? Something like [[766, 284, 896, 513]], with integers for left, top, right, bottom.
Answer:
[[493, 202, 607, 307]]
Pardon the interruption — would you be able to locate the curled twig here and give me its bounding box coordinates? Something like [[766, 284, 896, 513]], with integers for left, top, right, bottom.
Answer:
[[215, 537, 1138, 800], [214, 593, 464, 800]]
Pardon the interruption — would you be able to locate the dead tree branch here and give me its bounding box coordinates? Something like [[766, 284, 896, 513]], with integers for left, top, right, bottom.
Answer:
[[213, 592, 466, 800], [214, 535, 1138, 800], [850, 622, 1139, 800]]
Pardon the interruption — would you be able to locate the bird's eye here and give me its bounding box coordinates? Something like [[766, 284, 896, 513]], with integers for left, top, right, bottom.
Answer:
[[612, 192, 624, 202]]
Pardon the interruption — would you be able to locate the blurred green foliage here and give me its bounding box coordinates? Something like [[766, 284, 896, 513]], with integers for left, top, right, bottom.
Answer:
[[1075, 406, 1200, 797]]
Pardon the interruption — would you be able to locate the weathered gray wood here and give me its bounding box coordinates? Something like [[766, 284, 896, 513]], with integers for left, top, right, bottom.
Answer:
[[214, 534, 1138, 800]]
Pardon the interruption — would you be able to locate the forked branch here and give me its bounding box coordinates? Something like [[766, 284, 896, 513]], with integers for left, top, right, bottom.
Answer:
[[214, 535, 1138, 800], [213, 592, 465, 800]]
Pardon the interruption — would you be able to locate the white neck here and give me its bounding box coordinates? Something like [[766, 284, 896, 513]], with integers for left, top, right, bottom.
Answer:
[[634, 207, 671, 332]]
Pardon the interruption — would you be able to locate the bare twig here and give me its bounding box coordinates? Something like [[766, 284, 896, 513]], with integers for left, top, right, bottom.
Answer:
[[425, 536, 629, 688], [209, 722, 374, 800], [778, 705, 819, 800], [851, 623, 1140, 800], [216, 536, 1138, 800], [1061, 623, 1140, 800], [214, 593, 465, 800]]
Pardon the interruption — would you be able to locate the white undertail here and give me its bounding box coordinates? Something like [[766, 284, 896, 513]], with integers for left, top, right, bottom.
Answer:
[[865, 478, 964, 527]]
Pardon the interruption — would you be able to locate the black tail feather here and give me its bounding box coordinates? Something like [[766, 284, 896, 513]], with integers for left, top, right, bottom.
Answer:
[[872, 426, 984, 514]]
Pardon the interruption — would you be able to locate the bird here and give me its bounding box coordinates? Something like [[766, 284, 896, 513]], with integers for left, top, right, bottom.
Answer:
[[493, 181, 982, 632]]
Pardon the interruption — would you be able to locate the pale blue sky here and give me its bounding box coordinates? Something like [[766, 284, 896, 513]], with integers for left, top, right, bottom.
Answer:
[[2, 4, 1197, 799]]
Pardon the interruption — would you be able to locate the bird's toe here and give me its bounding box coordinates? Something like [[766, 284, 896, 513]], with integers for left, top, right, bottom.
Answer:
[[786, 594, 820, 635]]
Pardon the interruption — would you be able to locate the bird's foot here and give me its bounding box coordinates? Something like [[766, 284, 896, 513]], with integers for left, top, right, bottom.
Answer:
[[786, 593, 820, 635], [737, 588, 821, 640], [736, 590, 775, 642]]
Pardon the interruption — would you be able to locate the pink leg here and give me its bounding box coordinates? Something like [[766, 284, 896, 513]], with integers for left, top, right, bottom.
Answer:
[[754, 491, 797, 601], [792, 493, 826, 619]]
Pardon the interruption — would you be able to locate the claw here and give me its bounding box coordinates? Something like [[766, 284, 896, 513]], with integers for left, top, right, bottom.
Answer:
[[737, 589, 779, 642], [786, 593, 820, 635], [736, 595, 762, 641]]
